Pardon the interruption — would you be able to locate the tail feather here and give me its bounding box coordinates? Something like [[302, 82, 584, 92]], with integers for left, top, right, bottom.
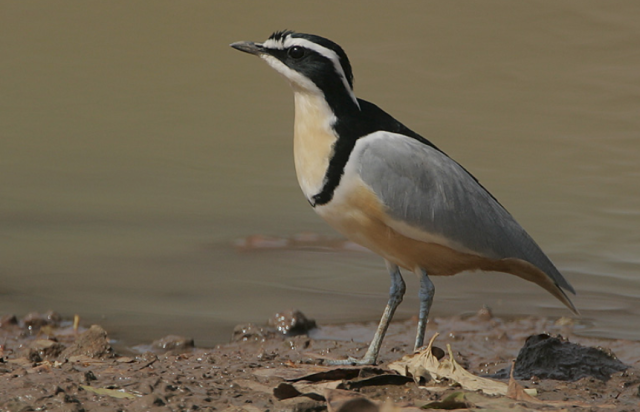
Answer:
[[495, 258, 578, 315]]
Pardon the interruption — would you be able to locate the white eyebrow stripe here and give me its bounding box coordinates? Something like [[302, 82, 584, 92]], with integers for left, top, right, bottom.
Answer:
[[261, 34, 360, 109], [262, 38, 285, 49]]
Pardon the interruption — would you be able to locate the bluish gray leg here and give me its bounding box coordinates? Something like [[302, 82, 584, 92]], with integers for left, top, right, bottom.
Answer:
[[325, 260, 406, 365], [414, 268, 435, 350]]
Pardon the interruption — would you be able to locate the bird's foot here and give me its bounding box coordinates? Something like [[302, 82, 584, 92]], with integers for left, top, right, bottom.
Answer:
[[321, 354, 377, 366]]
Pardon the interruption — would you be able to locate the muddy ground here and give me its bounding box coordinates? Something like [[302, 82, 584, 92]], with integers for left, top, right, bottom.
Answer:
[[1, 309, 639, 411]]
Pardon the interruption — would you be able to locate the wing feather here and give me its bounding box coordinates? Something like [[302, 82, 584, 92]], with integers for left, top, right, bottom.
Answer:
[[354, 131, 575, 295]]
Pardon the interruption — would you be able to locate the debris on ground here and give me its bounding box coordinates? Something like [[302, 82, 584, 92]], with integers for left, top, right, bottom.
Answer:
[[0, 309, 639, 411]]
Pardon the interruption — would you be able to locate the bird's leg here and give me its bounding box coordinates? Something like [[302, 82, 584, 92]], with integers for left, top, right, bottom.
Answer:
[[414, 268, 435, 350], [324, 260, 406, 365]]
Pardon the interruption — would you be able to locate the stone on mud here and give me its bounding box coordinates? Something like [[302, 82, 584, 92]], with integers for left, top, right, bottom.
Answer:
[[267, 309, 317, 336], [512, 334, 628, 381], [59, 325, 113, 360]]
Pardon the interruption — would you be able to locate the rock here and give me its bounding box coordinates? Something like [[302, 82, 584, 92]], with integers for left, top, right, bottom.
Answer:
[[23, 311, 61, 331], [0, 314, 18, 328], [59, 325, 113, 360], [512, 334, 628, 381], [83, 371, 97, 383], [474, 305, 493, 321], [232, 323, 278, 342], [21, 339, 65, 362], [267, 309, 317, 336]]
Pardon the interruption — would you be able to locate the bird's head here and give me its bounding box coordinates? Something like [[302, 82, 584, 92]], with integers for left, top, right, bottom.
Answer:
[[231, 30, 359, 109]]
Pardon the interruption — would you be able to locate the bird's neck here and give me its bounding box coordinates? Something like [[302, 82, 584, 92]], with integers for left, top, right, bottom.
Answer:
[[292, 90, 339, 201]]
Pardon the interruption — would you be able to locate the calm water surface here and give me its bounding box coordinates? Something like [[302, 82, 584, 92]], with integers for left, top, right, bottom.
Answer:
[[2, 1, 639, 346]]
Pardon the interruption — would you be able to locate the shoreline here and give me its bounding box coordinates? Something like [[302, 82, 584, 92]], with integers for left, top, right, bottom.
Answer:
[[1, 309, 638, 411]]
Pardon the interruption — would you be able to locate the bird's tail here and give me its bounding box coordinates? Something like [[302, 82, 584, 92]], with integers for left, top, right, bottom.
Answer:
[[493, 258, 578, 315]]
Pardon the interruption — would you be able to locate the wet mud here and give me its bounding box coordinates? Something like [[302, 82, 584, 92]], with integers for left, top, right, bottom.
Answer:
[[1, 309, 639, 411]]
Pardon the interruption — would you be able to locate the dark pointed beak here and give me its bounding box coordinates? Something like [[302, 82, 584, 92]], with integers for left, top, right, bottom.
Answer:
[[230, 41, 264, 56]]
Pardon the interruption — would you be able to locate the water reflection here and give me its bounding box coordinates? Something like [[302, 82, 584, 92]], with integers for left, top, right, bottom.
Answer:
[[1, 1, 639, 346]]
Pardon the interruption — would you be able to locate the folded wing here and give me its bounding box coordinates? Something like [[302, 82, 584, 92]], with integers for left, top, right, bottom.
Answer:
[[353, 131, 576, 303]]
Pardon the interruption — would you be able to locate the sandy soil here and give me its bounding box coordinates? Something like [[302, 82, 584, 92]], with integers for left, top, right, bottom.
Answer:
[[1, 309, 639, 411]]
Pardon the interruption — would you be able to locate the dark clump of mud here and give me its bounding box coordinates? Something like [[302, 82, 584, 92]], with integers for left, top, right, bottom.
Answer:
[[511, 333, 629, 381], [267, 308, 318, 336], [1, 309, 640, 411]]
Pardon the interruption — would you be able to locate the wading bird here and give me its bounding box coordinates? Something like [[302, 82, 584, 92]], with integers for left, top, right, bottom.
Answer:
[[230, 31, 577, 365]]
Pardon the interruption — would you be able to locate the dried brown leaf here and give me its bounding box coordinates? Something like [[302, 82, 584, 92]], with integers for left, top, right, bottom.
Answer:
[[273, 382, 303, 400], [252, 365, 362, 381], [388, 333, 508, 396]]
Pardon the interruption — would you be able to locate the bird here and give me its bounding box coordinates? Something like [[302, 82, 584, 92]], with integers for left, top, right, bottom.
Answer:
[[230, 30, 577, 365]]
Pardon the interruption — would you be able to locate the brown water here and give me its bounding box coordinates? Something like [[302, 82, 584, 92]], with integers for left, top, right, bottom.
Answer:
[[2, 1, 639, 347]]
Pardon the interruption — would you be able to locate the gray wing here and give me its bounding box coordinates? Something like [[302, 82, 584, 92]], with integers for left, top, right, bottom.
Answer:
[[356, 132, 575, 294]]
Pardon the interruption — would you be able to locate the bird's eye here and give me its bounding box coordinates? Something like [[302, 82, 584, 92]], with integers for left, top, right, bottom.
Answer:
[[287, 46, 305, 59]]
